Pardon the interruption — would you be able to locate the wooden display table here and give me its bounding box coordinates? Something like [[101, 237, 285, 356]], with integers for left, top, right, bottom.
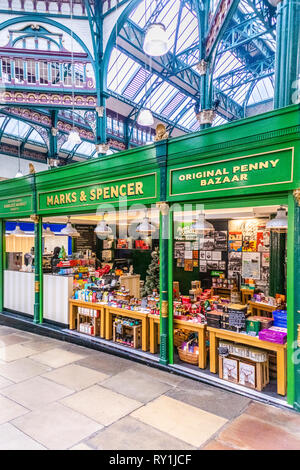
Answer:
[[148, 314, 207, 369], [241, 288, 254, 305], [248, 301, 277, 317], [207, 326, 287, 396], [105, 306, 149, 351], [211, 287, 232, 298], [69, 299, 106, 338]]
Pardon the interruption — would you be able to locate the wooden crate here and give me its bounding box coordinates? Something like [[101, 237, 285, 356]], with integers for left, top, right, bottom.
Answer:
[[113, 322, 142, 349], [77, 313, 100, 337], [219, 355, 269, 391]]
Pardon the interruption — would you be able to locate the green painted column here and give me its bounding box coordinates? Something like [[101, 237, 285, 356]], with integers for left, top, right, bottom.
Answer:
[[274, 0, 300, 108], [168, 207, 174, 364], [156, 139, 169, 365], [0, 219, 4, 313], [33, 216, 42, 324], [287, 191, 296, 407]]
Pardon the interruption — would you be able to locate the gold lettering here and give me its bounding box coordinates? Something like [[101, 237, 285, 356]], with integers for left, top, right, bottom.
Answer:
[[47, 195, 53, 206], [103, 187, 110, 199], [54, 195, 59, 205], [96, 188, 102, 199], [240, 174, 248, 181], [127, 183, 134, 196], [59, 194, 65, 205], [270, 159, 279, 168], [72, 192, 77, 202], [90, 189, 96, 200], [233, 166, 240, 173], [119, 184, 126, 196], [111, 186, 119, 198], [65, 193, 71, 204], [135, 182, 143, 195], [231, 175, 240, 182], [259, 161, 269, 169], [249, 163, 258, 171]]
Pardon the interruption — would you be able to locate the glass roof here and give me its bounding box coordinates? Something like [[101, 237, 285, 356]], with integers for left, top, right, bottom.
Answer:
[[107, 0, 276, 132]]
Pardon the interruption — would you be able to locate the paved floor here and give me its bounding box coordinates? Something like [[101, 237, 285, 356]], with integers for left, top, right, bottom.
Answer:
[[0, 324, 299, 450]]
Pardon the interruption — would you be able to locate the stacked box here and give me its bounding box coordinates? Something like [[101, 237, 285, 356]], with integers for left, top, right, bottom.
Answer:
[[206, 311, 222, 328], [259, 326, 287, 344]]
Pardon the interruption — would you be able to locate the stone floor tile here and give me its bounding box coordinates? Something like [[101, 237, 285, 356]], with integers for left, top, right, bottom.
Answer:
[[131, 363, 185, 386], [101, 368, 172, 403], [61, 385, 142, 426], [30, 347, 87, 368], [131, 395, 227, 448], [69, 443, 94, 450], [0, 375, 13, 389], [1, 376, 73, 410], [202, 439, 239, 450], [0, 396, 29, 424], [76, 352, 133, 376], [0, 334, 31, 348], [42, 364, 108, 391], [88, 416, 196, 450], [0, 358, 51, 383], [23, 339, 61, 353], [166, 380, 250, 420], [12, 402, 102, 450], [218, 414, 300, 450], [0, 344, 37, 362], [0, 423, 46, 450], [245, 402, 300, 437]]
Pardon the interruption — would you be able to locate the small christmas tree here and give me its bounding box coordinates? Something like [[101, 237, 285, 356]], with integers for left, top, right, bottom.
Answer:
[[141, 248, 160, 297], [59, 245, 67, 260]]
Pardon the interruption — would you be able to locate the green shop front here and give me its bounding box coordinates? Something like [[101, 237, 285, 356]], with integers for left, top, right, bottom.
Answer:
[[0, 104, 299, 411]]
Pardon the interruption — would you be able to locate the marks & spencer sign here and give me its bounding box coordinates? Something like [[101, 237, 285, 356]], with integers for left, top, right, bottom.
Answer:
[[38, 172, 157, 211]]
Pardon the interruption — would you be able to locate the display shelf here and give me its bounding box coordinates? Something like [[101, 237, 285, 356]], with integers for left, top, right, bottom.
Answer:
[[207, 326, 287, 396]]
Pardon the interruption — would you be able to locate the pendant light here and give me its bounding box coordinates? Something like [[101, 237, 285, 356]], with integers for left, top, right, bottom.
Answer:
[[143, 23, 169, 57], [136, 212, 156, 235], [11, 222, 25, 237], [61, 216, 80, 238], [191, 212, 215, 235], [67, 129, 81, 145], [42, 225, 54, 237], [266, 206, 288, 233], [94, 217, 113, 237], [67, 0, 82, 147], [15, 170, 23, 178], [137, 108, 154, 126]]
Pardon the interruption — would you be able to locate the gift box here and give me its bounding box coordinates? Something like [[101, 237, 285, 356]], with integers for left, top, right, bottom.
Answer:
[[259, 326, 287, 344]]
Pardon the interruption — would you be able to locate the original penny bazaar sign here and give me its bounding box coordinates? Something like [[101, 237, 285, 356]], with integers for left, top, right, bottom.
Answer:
[[169, 148, 294, 197], [38, 172, 157, 211]]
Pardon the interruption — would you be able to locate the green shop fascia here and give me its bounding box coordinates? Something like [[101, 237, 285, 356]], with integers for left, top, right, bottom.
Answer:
[[0, 104, 299, 410]]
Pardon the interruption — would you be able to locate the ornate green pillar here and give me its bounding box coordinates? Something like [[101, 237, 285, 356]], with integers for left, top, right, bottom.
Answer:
[[0, 219, 4, 313], [32, 215, 43, 324], [291, 190, 300, 409], [156, 138, 169, 365], [274, 0, 300, 108]]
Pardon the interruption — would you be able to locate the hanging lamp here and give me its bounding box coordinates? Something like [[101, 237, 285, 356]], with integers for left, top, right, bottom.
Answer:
[[94, 218, 113, 237], [136, 213, 156, 235], [137, 108, 154, 127], [11, 222, 25, 237], [67, 129, 81, 145], [266, 206, 288, 233], [15, 170, 24, 178], [143, 23, 169, 57], [190, 212, 215, 235], [42, 225, 54, 237], [61, 217, 80, 238], [67, 0, 82, 148]]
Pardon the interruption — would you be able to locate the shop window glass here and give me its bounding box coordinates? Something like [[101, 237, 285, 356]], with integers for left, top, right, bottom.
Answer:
[[2, 59, 11, 82], [51, 62, 60, 85], [15, 59, 24, 83], [27, 60, 36, 84]]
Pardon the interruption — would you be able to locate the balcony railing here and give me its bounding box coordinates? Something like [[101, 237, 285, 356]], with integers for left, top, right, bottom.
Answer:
[[0, 56, 95, 91]]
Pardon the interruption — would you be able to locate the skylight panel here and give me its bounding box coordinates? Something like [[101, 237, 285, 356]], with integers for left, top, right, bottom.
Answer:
[[28, 129, 45, 145], [161, 91, 186, 118], [248, 77, 274, 105], [4, 119, 30, 138], [75, 141, 96, 156], [123, 67, 150, 100], [212, 115, 229, 127]]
